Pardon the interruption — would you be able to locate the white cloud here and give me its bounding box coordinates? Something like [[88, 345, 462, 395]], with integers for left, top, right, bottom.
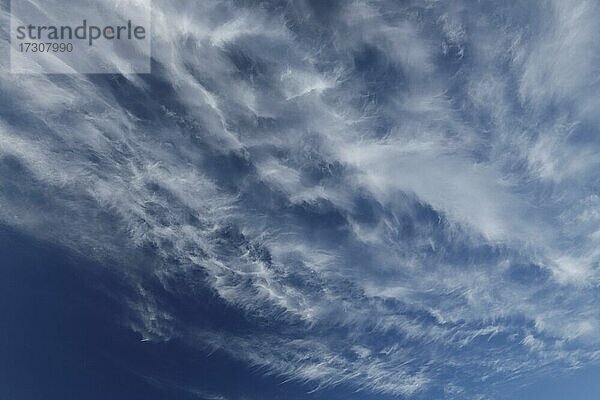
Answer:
[[1, 0, 599, 398]]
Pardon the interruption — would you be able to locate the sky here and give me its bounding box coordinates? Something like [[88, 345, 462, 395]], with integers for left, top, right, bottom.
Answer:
[[1, 0, 600, 399]]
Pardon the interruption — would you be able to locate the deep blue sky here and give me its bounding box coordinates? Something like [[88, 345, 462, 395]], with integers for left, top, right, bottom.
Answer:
[[0, 227, 378, 400], [2, 227, 599, 400]]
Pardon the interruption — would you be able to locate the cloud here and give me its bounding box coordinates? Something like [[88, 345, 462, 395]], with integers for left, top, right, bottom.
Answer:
[[1, 0, 599, 399]]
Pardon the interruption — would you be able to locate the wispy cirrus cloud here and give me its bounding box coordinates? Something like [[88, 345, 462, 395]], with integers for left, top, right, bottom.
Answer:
[[1, 0, 599, 399]]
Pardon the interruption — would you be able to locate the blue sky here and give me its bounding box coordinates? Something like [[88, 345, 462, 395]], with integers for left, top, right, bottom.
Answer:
[[1, 0, 600, 399]]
